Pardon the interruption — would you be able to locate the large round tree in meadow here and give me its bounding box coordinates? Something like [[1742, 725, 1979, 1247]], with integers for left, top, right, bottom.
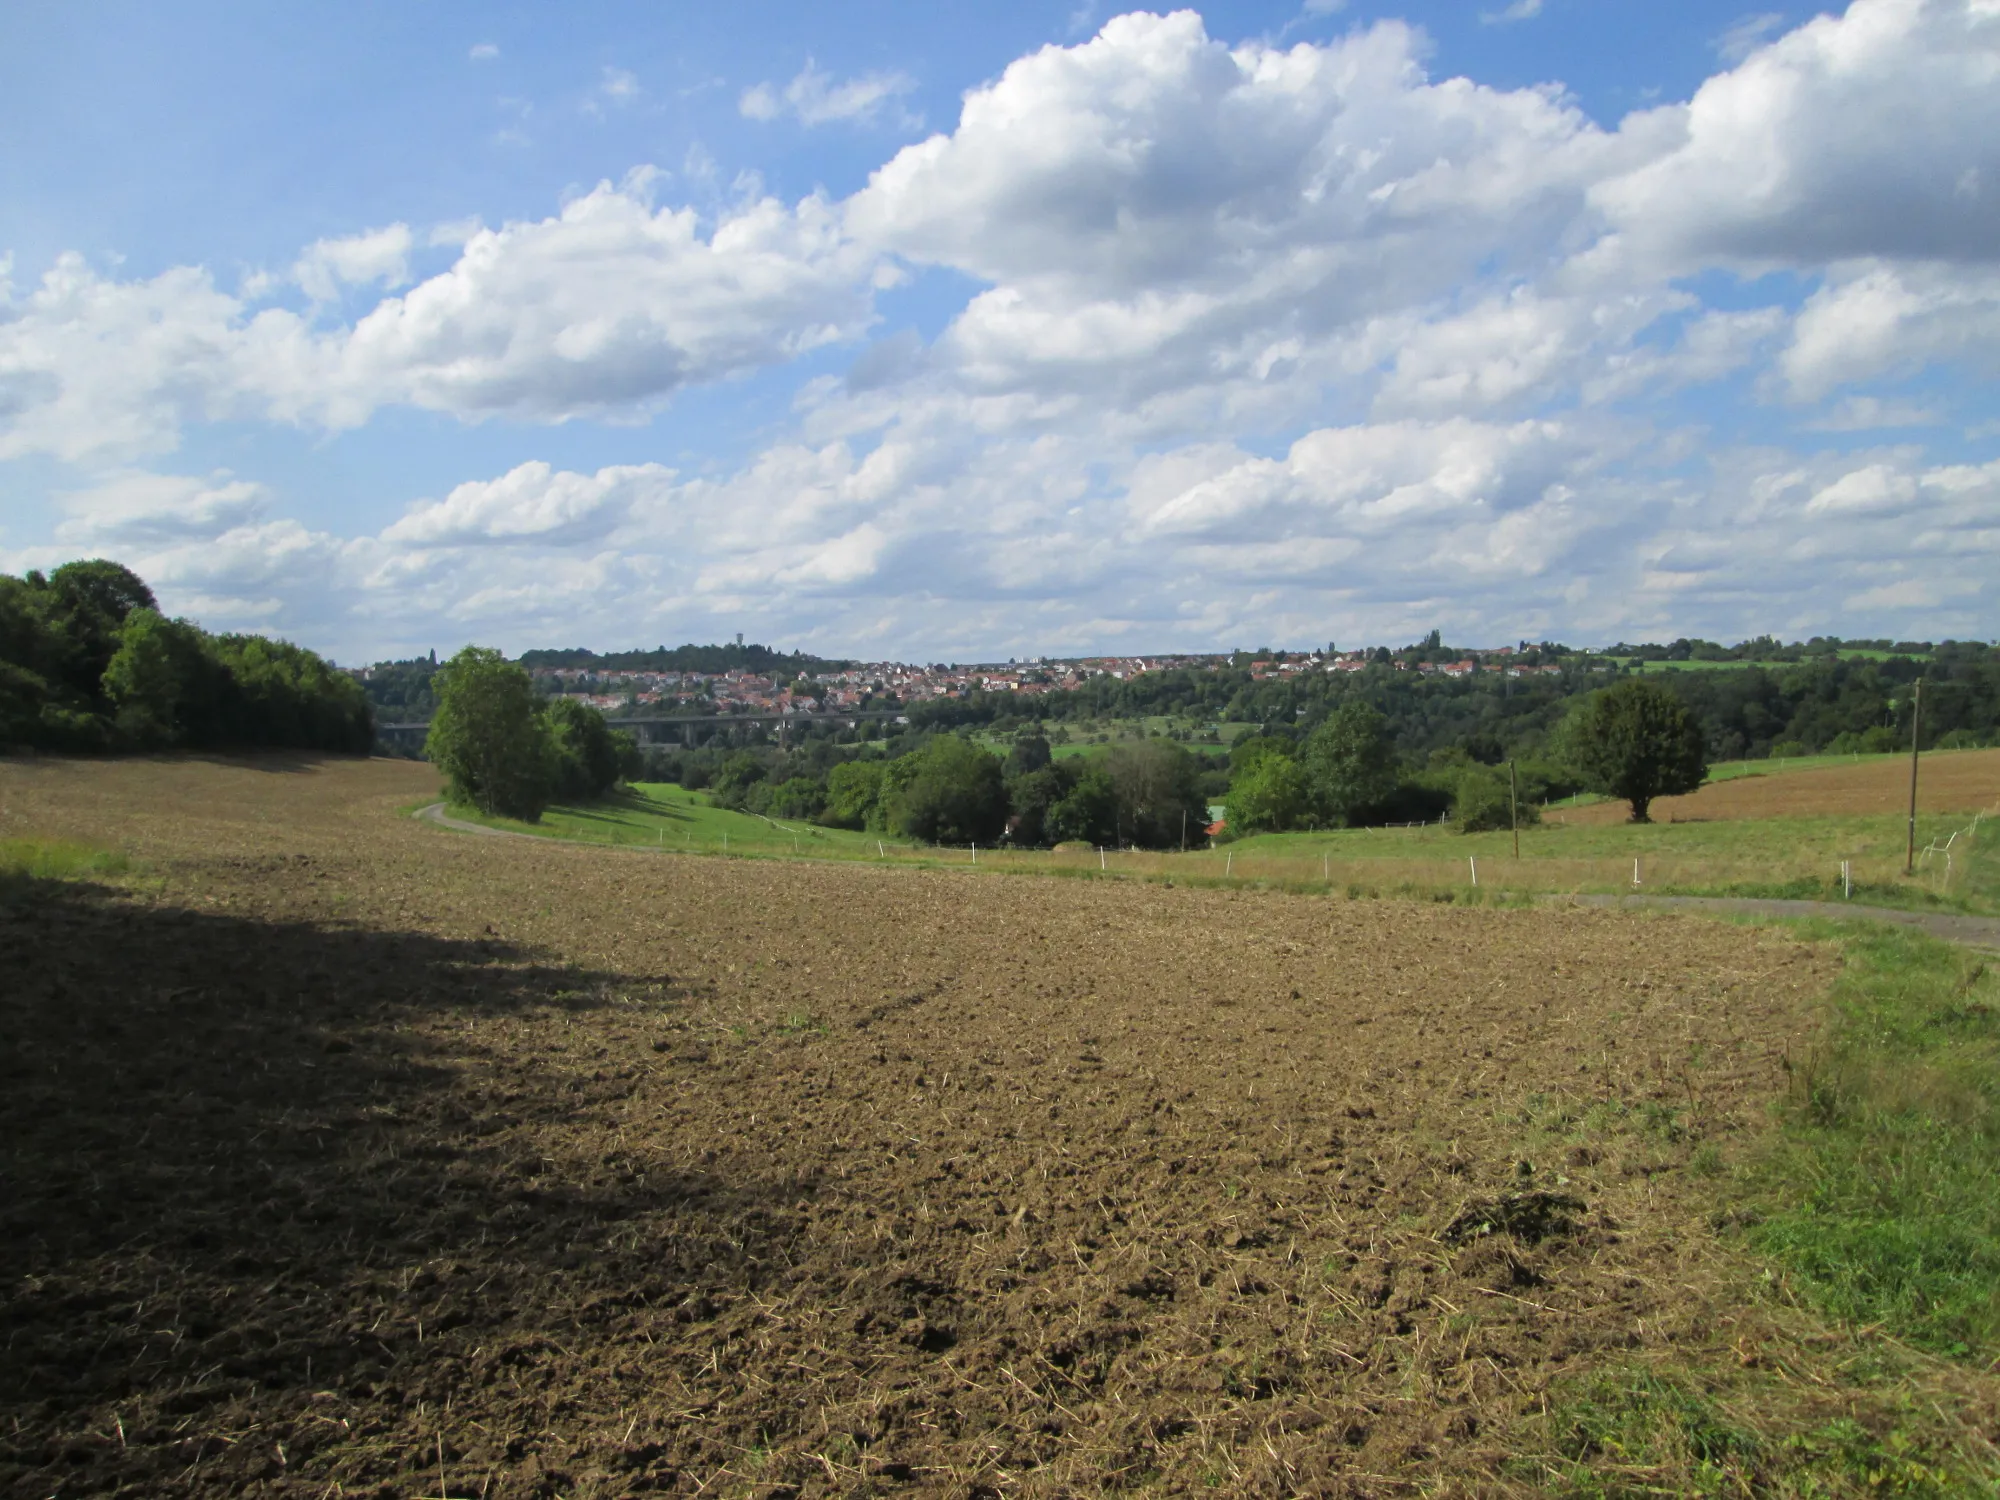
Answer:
[[1566, 678, 1709, 823]]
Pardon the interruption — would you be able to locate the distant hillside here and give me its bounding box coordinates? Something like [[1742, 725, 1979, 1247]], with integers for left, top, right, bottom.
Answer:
[[516, 643, 853, 676]]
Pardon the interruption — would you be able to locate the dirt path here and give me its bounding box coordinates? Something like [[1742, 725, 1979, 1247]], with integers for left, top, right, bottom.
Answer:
[[1558, 893, 2000, 953], [416, 799, 537, 838]]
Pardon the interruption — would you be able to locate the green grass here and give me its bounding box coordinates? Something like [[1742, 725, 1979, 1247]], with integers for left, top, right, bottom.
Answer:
[[1528, 1366, 1975, 1497], [1748, 926, 2000, 1358], [1706, 749, 1910, 781], [442, 783, 901, 860], [1216, 807, 1998, 915], [1514, 920, 2000, 1497], [427, 776, 1999, 916], [0, 836, 129, 882]]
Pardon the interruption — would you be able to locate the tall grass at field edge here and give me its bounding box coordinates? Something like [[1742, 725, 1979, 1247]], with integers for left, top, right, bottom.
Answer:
[[1516, 921, 2000, 1498], [1747, 925, 2000, 1359], [0, 836, 129, 882]]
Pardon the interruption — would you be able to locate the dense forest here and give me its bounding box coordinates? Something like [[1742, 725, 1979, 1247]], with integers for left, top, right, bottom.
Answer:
[[0, 560, 373, 753], [517, 643, 851, 675]]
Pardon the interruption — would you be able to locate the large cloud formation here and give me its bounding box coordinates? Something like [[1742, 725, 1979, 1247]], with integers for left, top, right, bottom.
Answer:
[[2, 0, 1996, 657]]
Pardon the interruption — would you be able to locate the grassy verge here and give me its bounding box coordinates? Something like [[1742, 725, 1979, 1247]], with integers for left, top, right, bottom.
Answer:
[[1751, 926, 2000, 1356], [440, 783, 900, 861], [0, 836, 132, 913], [1515, 920, 2000, 1497], [423, 783, 1999, 916], [1220, 808, 1998, 915], [0, 836, 129, 882]]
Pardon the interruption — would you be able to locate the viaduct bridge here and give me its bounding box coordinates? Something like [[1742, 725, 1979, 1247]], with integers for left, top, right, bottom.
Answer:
[[374, 710, 907, 752]]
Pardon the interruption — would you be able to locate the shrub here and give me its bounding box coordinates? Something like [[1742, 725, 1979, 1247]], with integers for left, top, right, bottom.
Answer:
[[1451, 765, 1542, 833]]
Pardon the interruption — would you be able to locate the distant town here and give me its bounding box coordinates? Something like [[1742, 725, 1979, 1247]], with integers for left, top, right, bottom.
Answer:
[[350, 644, 1588, 720]]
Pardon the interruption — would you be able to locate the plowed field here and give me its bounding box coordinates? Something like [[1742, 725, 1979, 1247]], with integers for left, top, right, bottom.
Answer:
[[1, 756, 1840, 1497], [1564, 746, 2000, 824]]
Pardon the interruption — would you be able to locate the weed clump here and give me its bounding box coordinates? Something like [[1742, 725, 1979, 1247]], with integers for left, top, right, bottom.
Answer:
[[1441, 1190, 1587, 1246]]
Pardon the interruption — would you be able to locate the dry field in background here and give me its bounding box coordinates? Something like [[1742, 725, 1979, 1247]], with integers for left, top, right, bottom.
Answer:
[[0, 757, 1859, 1496], [1561, 746, 2000, 825]]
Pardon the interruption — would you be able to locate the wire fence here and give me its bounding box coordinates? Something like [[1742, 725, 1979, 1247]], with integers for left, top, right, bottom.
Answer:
[[530, 814, 1990, 903]]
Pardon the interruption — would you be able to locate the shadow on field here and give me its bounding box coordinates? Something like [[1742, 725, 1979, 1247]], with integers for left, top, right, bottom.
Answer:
[[178, 750, 350, 774], [0, 876, 791, 1497]]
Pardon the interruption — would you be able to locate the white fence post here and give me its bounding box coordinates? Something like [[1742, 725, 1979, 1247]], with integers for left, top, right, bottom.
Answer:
[[1469, 856, 1477, 887]]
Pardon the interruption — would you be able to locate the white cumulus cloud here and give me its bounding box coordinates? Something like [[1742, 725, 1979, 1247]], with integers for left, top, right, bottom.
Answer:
[[381, 460, 675, 547]]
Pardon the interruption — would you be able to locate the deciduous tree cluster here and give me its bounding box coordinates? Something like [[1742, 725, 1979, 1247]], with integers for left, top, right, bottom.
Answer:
[[0, 559, 372, 753], [426, 648, 642, 821]]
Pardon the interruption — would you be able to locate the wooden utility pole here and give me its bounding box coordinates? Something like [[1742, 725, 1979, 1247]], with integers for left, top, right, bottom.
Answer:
[[1905, 678, 1923, 875], [1508, 760, 1520, 859]]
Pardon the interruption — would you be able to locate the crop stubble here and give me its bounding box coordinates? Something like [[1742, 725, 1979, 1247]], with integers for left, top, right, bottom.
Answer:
[[1, 757, 1838, 1496]]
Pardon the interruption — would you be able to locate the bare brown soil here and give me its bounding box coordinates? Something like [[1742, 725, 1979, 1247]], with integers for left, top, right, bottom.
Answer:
[[1565, 747, 2000, 824], [2, 756, 1841, 1497]]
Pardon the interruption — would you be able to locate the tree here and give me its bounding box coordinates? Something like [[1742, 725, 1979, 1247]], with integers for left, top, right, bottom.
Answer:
[[1006, 730, 1053, 777], [820, 760, 886, 829], [1565, 679, 1707, 823], [204, 634, 373, 751], [767, 776, 827, 820], [43, 559, 158, 696], [711, 751, 768, 809], [1047, 763, 1118, 846], [883, 736, 1008, 845], [1303, 700, 1398, 826], [1227, 751, 1309, 834], [1004, 762, 1070, 847], [102, 609, 212, 747], [545, 697, 622, 799], [1106, 739, 1208, 848], [425, 647, 556, 820]]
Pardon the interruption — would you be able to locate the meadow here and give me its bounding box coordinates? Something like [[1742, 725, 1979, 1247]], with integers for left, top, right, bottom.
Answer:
[[447, 750, 2000, 917], [4, 753, 1999, 1495]]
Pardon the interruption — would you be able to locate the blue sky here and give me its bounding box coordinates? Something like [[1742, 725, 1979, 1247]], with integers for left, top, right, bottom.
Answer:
[[2, 0, 1996, 662]]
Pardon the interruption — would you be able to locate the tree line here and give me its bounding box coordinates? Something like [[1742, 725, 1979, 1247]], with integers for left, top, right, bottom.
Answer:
[[516, 642, 851, 676], [633, 678, 1703, 840], [0, 560, 372, 753], [706, 732, 1210, 849]]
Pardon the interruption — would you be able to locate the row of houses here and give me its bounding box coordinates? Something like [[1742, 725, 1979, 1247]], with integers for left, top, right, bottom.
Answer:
[[535, 648, 1572, 716]]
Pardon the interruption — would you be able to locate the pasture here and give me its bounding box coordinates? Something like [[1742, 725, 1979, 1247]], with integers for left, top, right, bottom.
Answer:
[[4, 755, 1999, 1496], [457, 752, 2000, 916]]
